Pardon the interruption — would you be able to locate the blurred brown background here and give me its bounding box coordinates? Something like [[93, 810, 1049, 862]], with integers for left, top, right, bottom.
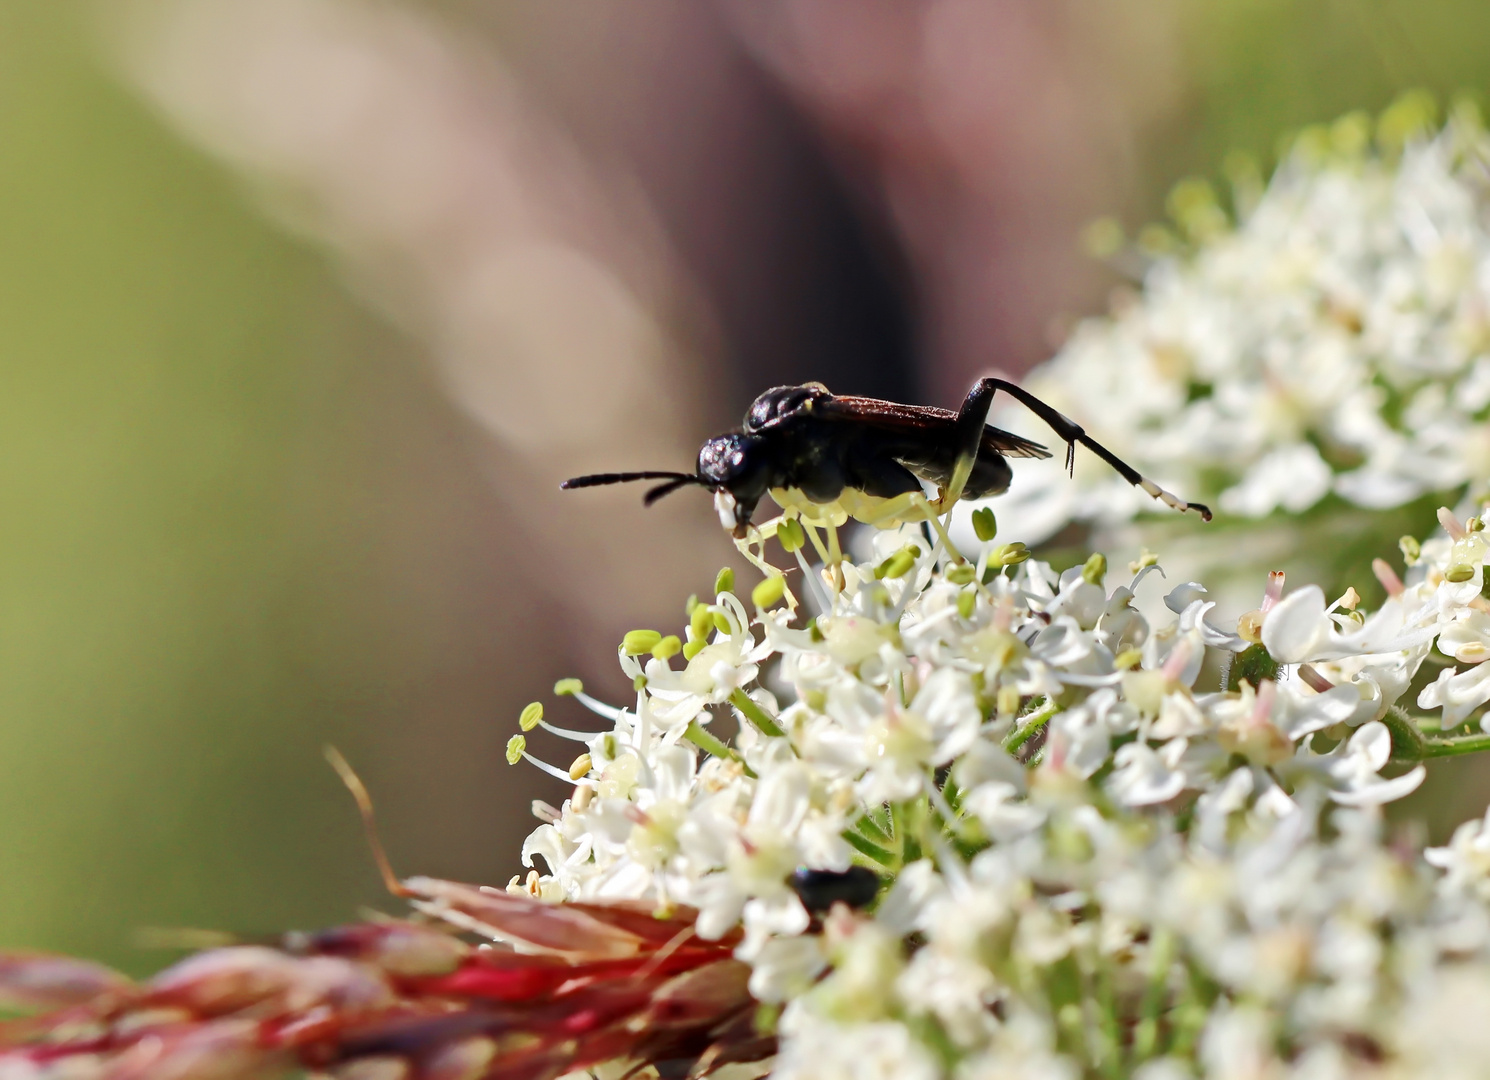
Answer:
[[5, 1, 1490, 972]]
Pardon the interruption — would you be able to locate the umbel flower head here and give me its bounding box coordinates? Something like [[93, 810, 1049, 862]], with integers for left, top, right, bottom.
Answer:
[[969, 92, 1490, 548], [13, 90, 1490, 1080], [11, 501, 1490, 1079]]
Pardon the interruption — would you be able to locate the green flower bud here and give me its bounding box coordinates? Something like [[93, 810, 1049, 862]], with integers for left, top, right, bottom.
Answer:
[[971, 507, 998, 542], [652, 634, 682, 661], [996, 542, 1030, 567], [1081, 552, 1107, 587], [690, 602, 715, 643], [945, 563, 977, 585], [1129, 550, 1159, 573], [622, 629, 663, 655], [714, 567, 735, 596], [752, 575, 787, 609], [778, 518, 806, 553], [875, 545, 921, 580], [519, 702, 543, 731], [554, 678, 583, 697], [505, 734, 526, 766]]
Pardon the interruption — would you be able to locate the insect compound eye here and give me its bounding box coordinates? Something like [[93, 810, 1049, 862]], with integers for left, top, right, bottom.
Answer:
[[697, 433, 767, 496], [788, 865, 881, 913]]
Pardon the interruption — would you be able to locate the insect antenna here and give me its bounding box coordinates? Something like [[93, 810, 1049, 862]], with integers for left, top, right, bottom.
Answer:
[[643, 475, 708, 505], [560, 471, 699, 490]]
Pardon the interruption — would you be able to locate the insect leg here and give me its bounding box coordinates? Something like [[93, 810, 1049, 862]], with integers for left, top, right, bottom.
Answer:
[[855, 492, 966, 564], [798, 519, 832, 565], [731, 521, 802, 613], [949, 378, 1213, 521]]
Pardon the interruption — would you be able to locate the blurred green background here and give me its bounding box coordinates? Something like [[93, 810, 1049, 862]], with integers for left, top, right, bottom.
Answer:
[[6, 1, 1490, 973], [0, 4, 565, 972]]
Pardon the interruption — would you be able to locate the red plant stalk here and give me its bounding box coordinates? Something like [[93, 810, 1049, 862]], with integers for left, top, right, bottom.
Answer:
[[0, 877, 772, 1080]]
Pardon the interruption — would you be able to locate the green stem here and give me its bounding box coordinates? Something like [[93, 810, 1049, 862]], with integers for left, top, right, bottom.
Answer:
[[682, 721, 755, 777], [1380, 708, 1425, 760], [853, 812, 893, 845], [730, 688, 785, 738], [893, 800, 923, 864], [842, 829, 897, 867], [1417, 732, 1490, 758], [1006, 697, 1059, 754], [1130, 929, 1173, 1065]]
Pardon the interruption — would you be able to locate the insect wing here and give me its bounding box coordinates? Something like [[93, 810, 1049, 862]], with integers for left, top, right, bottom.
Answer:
[[818, 396, 1052, 460]]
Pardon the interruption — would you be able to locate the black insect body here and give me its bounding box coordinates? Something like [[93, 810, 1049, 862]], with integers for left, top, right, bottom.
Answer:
[[789, 865, 882, 913], [561, 379, 1211, 537]]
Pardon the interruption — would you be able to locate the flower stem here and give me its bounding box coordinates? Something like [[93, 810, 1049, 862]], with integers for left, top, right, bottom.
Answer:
[[853, 812, 893, 845], [1006, 697, 1058, 754], [842, 828, 897, 867], [683, 721, 754, 777], [1130, 928, 1173, 1064], [1416, 732, 1490, 758], [1380, 708, 1425, 760], [730, 689, 785, 738]]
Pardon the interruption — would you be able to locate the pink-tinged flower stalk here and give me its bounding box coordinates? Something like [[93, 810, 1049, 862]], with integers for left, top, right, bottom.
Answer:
[[0, 892, 765, 1080]]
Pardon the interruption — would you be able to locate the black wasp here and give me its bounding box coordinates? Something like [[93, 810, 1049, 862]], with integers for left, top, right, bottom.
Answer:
[[562, 378, 1210, 537]]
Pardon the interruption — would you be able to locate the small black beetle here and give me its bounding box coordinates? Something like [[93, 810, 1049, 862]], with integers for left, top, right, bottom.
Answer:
[[788, 865, 882, 913]]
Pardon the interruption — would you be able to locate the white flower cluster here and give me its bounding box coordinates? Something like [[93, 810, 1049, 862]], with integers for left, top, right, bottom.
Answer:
[[510, 503, 1490, 1078], [968, 95, 1490, 548]]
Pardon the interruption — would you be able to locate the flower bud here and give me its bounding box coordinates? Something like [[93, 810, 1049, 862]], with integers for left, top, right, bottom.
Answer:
[[1129, 549, 1159, 573], [690, 602, 715, 643], [622, 629, 662, 655], [875, 546, 920, 580], [995, 542, 1030, 567], [752, 575, 787, 609], [945, 563, 977, 585], [1081, 553, 1107, 587]]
